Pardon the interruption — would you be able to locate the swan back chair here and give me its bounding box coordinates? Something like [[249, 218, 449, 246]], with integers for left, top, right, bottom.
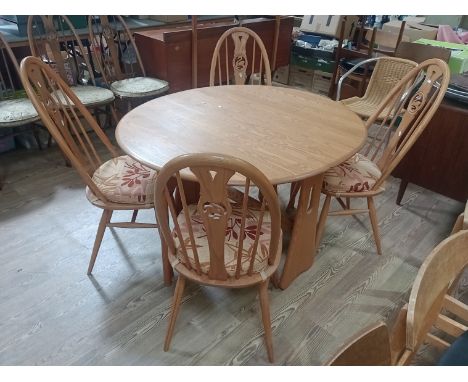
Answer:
[[317, 58, 450, 256], [209, 26, 272, 86], [154, 153, 282, 362], [20, 56, 167, 279]]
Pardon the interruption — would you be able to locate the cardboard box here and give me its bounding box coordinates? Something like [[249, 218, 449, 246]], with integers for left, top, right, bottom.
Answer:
[[300, 15, 359, 39], [148, 16, 187, 23], [273, 65, 290, 85], [414, 39, 468, 74], [288, 66, 314, 90], [312, 70, 332, 95], [382, 21, 438, 42]]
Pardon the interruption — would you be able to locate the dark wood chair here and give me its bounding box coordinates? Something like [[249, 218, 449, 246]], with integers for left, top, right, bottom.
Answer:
[[27, 15, 116, 124], [88, 15, 169, 113]]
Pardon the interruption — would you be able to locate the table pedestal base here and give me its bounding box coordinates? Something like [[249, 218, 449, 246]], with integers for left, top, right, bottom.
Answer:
[[279, 174, 324, 289]]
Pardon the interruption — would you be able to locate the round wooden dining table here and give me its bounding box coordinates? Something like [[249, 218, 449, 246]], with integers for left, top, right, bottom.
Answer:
[[116, 85, 366, 289]]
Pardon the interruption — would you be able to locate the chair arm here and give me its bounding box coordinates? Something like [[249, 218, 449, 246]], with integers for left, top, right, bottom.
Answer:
[[336, 57, 382, 101]]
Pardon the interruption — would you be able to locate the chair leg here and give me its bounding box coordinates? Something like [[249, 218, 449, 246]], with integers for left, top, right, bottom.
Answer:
[[160, 235, 173, 286], [87, 209, 113, 275], [131, 209, 138, 223], [316, 194, 331, 248], [367, 197, 382, 256], [164, 275, 186, 351], [258, 279, 274, 363], [396, 179, 408, 206]]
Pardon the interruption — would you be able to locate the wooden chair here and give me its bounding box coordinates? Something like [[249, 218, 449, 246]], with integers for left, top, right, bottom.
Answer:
[[314, 59, 450, 256], [19, 56, 171, 281], [209, 26, 272, 86], [326, 230, 468, 365], [88, 15, 169, 112], [397, 230, 468, 365], [0, 32, 42, 189], [327, 322, 393, 365], [337, 57, 418, 120], [27, 15, 116, 123], [154, 153, 282, 362]]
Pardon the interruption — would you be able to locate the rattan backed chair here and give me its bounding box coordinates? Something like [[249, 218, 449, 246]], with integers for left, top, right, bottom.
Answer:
[[20, 56, 171, 281], [313, 59, 450, 256], [27, 15, 116, 122], [338, 57, 418, 120], [88, 15, 169, 112], [154, 153, 282, 362], [209, 26, 272, 86]]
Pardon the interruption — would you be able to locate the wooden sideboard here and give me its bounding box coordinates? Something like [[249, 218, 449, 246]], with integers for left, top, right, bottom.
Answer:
[[393, 98, 468, 203], [134, 17, 294, 93]]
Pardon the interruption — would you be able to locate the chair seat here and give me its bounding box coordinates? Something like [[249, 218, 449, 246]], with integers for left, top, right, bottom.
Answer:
[[0, 98, 39, 128], [173, 201, 273, 277], [341, 97, 394, 120], [110, 77, 169, 98], [91, 155, 157, 204], [52, 85, 115, 108], [323, 153, 382, 193]]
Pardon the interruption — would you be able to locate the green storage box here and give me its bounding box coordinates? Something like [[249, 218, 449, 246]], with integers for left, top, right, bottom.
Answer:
[[291, 53, 335, 73], [414, 38, 468, 74]]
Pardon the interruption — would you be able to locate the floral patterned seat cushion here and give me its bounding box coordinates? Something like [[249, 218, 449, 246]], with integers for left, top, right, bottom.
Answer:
[[173, 202, 273, 277], [323, 153, 382, 193], [91, 155, 157, 204]]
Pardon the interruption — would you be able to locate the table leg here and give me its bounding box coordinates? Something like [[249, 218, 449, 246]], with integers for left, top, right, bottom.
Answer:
[[279, 173, 324, 289]]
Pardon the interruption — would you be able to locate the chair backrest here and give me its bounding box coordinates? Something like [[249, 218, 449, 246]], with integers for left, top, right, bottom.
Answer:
[[27, 15, 97, 87], [154, 153, 281, 284], [404, 231, 468, 360], [361, 58, 449, 189], [359, 57, 418, 104], [327, 322, 392, 365], [20, 56, 118, 202], [88, 15, 146, 85], [209, 27, 272, 87], [395, 41, 451, 64], [0, 31, 21, 100]]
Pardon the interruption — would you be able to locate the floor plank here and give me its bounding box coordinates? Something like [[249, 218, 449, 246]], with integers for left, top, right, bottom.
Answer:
[[0, 134, 464, 365]]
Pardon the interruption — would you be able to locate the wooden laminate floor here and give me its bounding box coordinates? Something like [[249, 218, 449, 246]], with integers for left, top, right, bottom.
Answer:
[[0, 134, 465, 365]]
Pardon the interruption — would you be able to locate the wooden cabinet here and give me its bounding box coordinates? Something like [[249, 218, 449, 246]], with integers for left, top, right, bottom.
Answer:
[[393, 99, 468, 203], [134, 17, 294, 93]]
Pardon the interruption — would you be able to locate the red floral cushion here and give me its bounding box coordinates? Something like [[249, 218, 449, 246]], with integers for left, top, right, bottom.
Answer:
[[173, 201, 273, 276], [91, 155, 157, 204], [323, 153, 382, 193]]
